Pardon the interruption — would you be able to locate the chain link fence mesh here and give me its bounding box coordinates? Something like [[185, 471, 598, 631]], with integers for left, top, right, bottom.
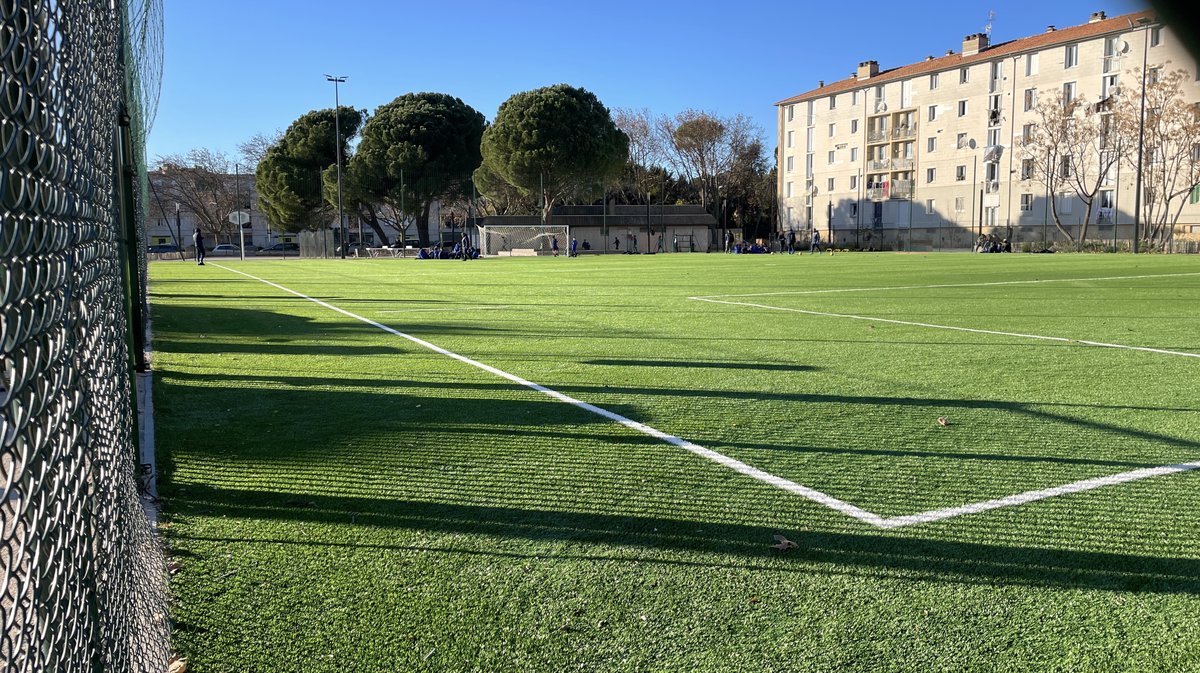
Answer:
[[2, 0, 168, 671]]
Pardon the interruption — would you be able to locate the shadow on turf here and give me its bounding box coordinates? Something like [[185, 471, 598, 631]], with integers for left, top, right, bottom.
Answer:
[[581, 359, 821, 372], [168, 484, 1200, 596]]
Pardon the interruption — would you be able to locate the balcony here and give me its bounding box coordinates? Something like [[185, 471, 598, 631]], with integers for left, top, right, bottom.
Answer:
[[866, 186, 887, 200], [867, 130, 888, 143], [1102, 56, 1119, 73], [868, 158, 891, 171], [891, 180, 913, 199], [891, 125, 918, 139], [891, 157, 914, 170]]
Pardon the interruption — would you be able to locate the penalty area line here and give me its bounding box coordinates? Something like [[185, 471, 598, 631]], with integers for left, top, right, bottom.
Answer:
[[211, 264, 1200, 529]]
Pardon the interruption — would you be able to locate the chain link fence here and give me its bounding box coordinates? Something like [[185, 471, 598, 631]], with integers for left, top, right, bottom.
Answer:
[[2, 0, 167, 671]]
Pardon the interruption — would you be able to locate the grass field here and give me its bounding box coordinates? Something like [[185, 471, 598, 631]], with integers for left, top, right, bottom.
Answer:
[[150, 252, 1200, 672]]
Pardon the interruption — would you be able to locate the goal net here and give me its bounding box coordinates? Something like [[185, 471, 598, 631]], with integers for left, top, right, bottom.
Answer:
[[477, 225, 570, 256]]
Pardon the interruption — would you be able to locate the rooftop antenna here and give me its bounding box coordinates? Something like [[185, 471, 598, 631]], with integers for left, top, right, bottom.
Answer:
[[984, 10, 995, 38]]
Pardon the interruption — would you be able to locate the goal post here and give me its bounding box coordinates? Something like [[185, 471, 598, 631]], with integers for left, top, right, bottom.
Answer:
[[476, 224, 570, 256]]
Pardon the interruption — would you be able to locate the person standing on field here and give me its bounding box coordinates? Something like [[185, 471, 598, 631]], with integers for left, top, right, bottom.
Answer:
[[810, 229, 821, 254], [551, 236, 560, 257], [192, 228, 205, 265], [570, 236, 578, 257], [787, 229, 796, 254]]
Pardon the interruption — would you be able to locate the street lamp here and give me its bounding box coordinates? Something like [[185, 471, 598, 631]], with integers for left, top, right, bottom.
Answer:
[[1130, 17, 1152, 254], [325, 74, 348, 259], [235, 162, 245, 260]]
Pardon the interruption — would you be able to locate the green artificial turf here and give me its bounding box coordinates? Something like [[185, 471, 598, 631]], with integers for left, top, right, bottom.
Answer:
[[150, 252, 1200, 672]]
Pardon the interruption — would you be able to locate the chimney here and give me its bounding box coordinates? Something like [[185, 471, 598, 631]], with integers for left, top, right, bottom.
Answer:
[[962, 33, 989, 56], [856, 60, 879, 81], [818, 80, 825, 88], [925, 55, 934, 61], [946, 49, 955, 56], [1046, 25, 1056, 33], [1089, 11, 1106, 23]]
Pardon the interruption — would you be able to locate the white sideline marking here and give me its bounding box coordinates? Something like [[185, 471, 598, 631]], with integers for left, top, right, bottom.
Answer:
[[692, 271, 1200, 300], [377, 306, 510, 314], [212, 264, 1200, 529], [690, 298, 1200, 359]]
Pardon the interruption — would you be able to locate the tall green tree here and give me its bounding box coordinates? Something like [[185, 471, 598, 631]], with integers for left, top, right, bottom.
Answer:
[[478, 84, 628, 224], [256, 107, 364, 234], [349, 92, 486, 247]]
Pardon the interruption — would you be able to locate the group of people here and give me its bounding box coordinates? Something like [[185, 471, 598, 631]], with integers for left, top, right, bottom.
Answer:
[[549, 236, 582, 257], [725, 229, 825, 255], [420, 233, 480, 259], [975, 233, 1012, 253]]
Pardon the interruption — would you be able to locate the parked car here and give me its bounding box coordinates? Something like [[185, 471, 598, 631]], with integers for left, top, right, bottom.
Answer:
[[209, 244, 256, 256], [146, 244, 179, 254], [257, 242, 300, 255]]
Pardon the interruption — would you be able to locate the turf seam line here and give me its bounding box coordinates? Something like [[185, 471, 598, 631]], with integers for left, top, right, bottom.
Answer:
[[211, 264, 1200, 529], [691, 271, 1200, 300], [689, 298, 1200, 359]]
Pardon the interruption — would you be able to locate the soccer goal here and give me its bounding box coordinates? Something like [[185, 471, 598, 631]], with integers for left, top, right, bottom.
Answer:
[[477, 224, 570, 256]]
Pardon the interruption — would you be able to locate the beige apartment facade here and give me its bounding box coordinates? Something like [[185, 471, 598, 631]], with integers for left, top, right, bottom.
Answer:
[[776, 9, 1200, 250]]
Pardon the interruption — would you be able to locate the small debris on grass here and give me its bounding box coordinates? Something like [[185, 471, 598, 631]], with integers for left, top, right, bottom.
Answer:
[[937, 416, 949, 427], [596, 619, 608, 628], [771, 534, 798, 551], [167, 560, 182, 575], [422, 649, 436, 661]]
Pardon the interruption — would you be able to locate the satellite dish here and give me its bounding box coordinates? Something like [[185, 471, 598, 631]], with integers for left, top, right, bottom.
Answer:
[[968, 139, 978, 150], [1117, 38, 1129, 53], [810, 185, 819, 195]]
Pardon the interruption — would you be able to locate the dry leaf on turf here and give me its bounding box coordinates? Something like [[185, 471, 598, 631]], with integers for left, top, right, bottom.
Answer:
[[771, 534, 798, 551], [937, 416, 949, 427]]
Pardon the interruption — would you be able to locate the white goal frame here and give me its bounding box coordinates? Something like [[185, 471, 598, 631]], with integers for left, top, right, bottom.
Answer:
[[476, 224, 570, 256]]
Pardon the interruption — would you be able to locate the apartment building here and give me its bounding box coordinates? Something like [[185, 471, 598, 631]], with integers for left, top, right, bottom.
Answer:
[[775, 9, 1200, 249]]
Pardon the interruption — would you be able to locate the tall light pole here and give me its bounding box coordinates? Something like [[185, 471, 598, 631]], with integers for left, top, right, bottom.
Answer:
[[235, 163, 245, 260], [325, 74, 348, 259]]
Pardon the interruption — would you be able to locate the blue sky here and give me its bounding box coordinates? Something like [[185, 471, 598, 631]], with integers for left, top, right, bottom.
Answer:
[[147, 0, 1147, 163]]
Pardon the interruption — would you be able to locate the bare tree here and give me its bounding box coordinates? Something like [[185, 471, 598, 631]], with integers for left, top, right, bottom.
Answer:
[[153, 149, 245, 242], [613, 107, 663, 204], [1115, 66, 1200, 250], [1020, 90, 1123, 246], [237, 131, 283, 169], [657, 110, 757, 212]]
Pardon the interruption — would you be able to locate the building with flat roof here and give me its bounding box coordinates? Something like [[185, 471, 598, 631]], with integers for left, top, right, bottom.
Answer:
[[775, 10, 1200, 250]]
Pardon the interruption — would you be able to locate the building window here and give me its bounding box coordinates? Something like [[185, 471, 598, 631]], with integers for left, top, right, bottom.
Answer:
[[806, 153, 814, 175], [1020, 193, 1033, 211], [1025, 52, 1039, 76], [987, 128, 1001, 146], [828, 150, 835, 164], [1063, 82, 1076, 106], [787, 130, 794, 148], [927, 137, 936, 153], [1060, 195, 1073, 214], [850, 174, 858, 190], [1149, 67, 1161, 85], [956, 165, 967, 181], [786, 206, 793, 222], [930, 72, 939, 89], [806, 126, 814, 147], [1064, 44, 1078, 68], [850, 119, 859, 133], [828, 177, 835, 191], [926, 167, 936, 183], [1059, 156, 1071, 178], [958, 100, 968, 116], [851, 90, 859, 105], [850, 147, 858, 162], [928, 104, 937, 121], [1021, 158, 1034, 180], [957, 132, 968, 149], [1191, 185, 1200, 204], [829, 122, 836, 137], [1024, 88, 1037, 111], [1150, 27, 1161, 47], [787, 105, 794, 122], [955, 196, 965, 212], [786, 156, 794, 173], [805, 205, 812, 223], [960, 67, 969, 84], [786, 182, 793, 198], [830, 94, 837, 110], [849, 203, 858, 217], [925, 199, 936, 214], [1022, 123, 1035, 144]]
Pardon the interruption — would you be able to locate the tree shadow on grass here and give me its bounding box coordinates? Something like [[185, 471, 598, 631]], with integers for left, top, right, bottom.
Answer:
[[167, 484, 1200, 596]]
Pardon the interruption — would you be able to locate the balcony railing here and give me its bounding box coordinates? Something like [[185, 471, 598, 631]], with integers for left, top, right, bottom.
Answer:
[[866, 187, 887, 200], [891, 180, 913, 199], [1102, 56, 1119, 73], [867, 130, 888, 143], [891, 125, 918, 139], [892, 157, 914, 170], [868, 158, 891, 171]]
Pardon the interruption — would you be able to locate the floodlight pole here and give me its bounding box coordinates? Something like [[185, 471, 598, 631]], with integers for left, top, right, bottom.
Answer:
[[1131, 19, 1151, 254], [235, 163, 245, 260], [325, 74, 348, 259]]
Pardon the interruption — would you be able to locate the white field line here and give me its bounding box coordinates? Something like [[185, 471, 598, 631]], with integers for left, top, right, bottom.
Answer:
[[691, 271, 1200, 300], [377, 306, 510, 314], [690, 298, 1200, 359], [212, 264, 1199, 529]]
